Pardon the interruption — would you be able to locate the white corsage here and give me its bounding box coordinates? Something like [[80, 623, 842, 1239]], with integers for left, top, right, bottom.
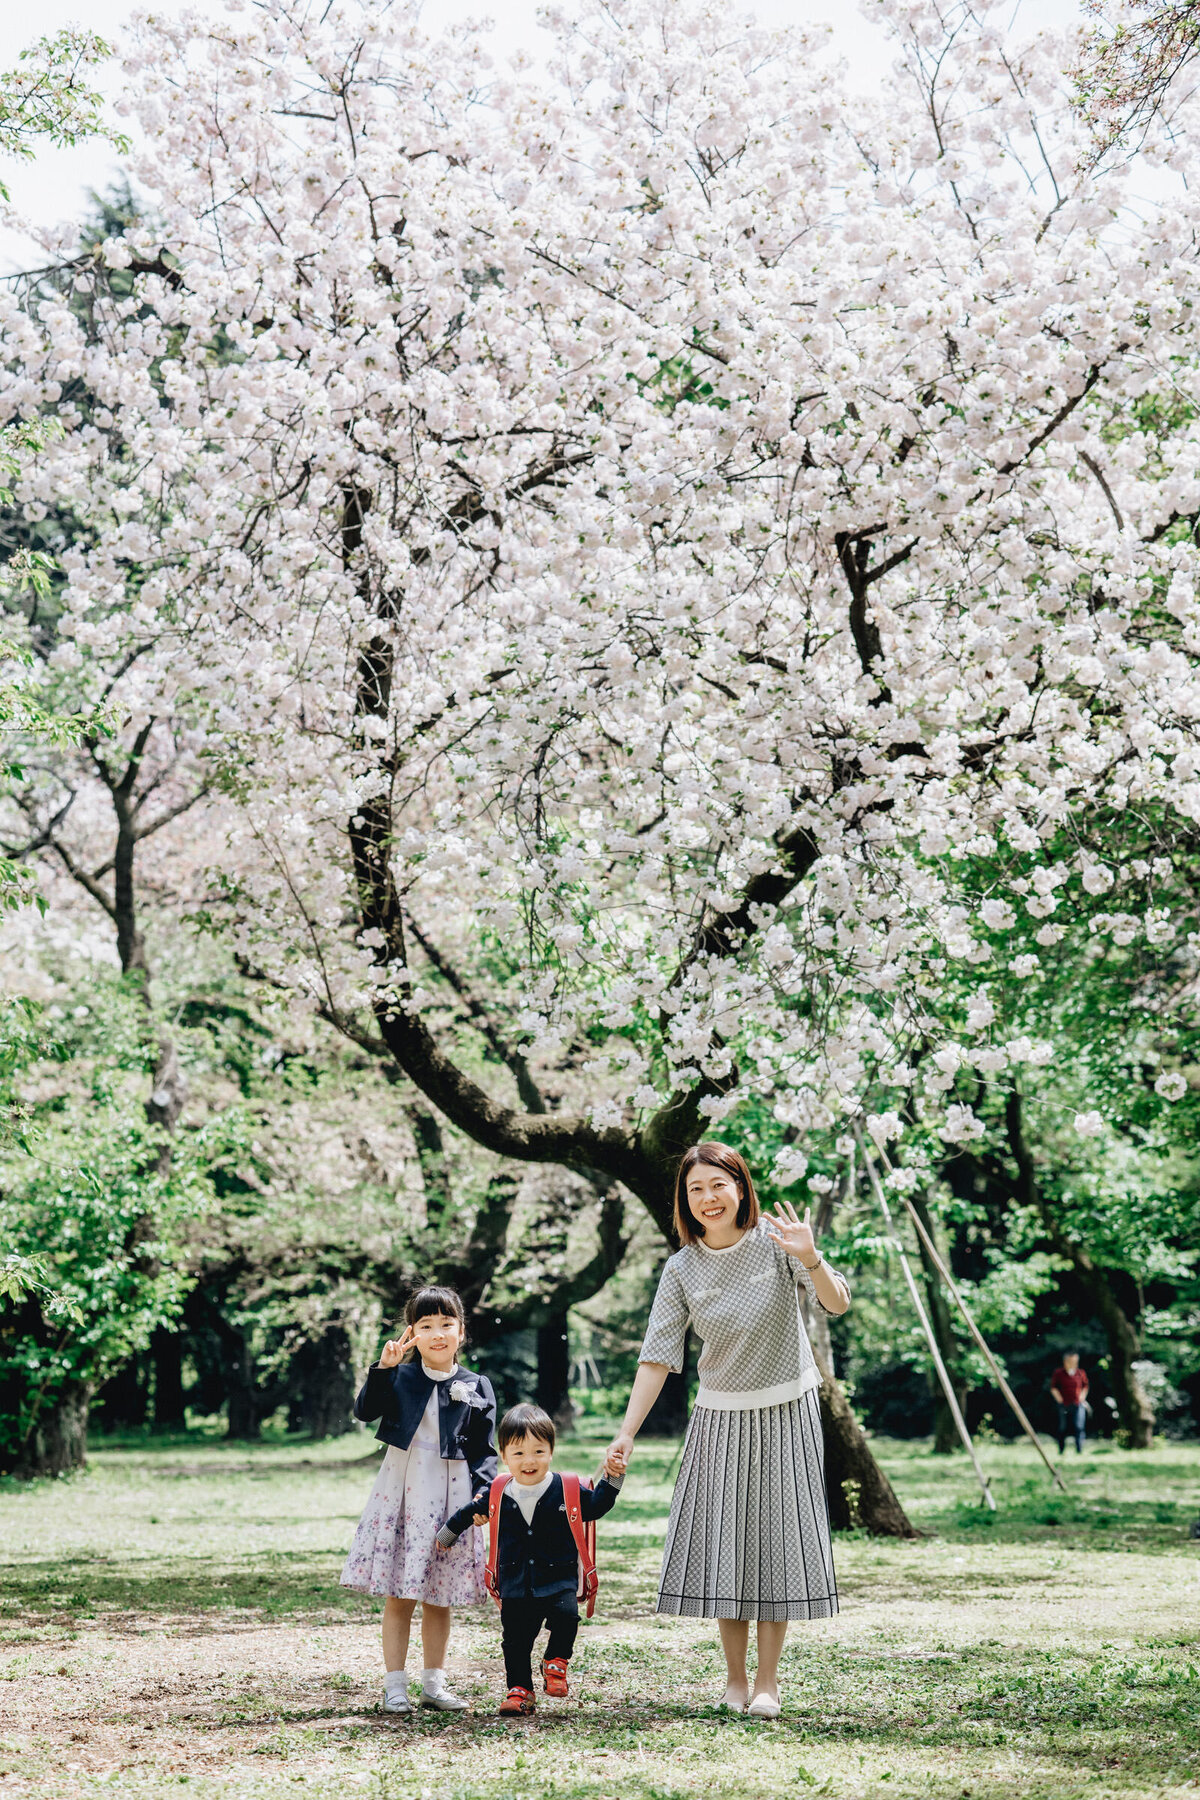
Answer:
[[449, 1379, 487, 1409]]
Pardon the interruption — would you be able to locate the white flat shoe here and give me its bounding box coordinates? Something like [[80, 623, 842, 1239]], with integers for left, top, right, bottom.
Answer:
[[717, 1692, 747, 1713], [421, 1687, 468, 1711], [747, 1692, 781, 1718], [382, 1689, 413, 1714]]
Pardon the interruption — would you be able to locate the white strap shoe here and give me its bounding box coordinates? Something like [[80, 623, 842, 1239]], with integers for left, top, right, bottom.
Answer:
[[421, 1685, 468, 1711], [747, 1691, 781, 1719], [382, 1685, 413, 1714]]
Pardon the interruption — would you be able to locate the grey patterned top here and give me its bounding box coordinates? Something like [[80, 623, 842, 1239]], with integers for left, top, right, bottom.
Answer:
[[639, 1222, 850, 1399]]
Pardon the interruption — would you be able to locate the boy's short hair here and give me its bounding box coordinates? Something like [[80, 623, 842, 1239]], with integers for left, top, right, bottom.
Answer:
[[498, 1403, 556, 1453]]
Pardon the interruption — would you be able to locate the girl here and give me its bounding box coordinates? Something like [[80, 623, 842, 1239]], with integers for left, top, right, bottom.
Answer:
[[340, 1285, 497, 1714], [606, 1143, 850, 1718]]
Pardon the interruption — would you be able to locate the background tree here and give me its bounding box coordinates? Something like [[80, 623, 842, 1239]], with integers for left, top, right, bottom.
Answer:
[[1076, 1, 1200, 150], [4, 0, 1200, 1505]]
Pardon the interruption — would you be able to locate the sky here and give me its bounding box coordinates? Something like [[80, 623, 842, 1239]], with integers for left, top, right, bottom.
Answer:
[[0, 0, 1087, 270]]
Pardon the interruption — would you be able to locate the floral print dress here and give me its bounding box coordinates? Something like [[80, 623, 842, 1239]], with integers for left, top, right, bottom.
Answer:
[[340, 1364, 488, 1605]]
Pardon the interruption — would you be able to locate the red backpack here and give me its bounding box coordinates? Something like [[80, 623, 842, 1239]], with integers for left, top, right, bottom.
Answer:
[[483, 1471, 599, 1618]]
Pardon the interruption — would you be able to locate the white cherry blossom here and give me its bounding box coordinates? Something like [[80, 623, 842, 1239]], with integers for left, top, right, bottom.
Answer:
[[4, 0, 1200, 1196]]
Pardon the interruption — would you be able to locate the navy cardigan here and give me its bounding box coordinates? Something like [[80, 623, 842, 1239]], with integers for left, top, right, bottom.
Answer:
[[353, 1361, 497, 1494], [439, 1470, 622, 1601]]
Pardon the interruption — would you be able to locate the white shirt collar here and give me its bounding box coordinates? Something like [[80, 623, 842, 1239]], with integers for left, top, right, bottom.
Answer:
[[420, 1361, 459, 1382], [510, 1471, 554, 1522]]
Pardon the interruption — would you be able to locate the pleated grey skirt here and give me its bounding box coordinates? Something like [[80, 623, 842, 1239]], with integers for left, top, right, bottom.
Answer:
[[656, 1388, 839, 1622]]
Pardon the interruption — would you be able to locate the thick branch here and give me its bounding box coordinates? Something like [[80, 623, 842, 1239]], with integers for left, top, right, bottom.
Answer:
[[497, 1189, 629, 1333], [406, 915, 547, 1114], [50, 838, 116, 919]]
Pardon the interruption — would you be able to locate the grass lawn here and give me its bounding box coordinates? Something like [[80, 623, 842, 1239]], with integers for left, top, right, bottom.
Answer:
[[1, 1430, 1198, 1799]]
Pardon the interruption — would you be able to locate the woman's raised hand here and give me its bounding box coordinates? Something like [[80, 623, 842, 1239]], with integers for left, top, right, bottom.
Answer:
[[762, 1200, 818, 1264], [378, 1326, 416, 1368]]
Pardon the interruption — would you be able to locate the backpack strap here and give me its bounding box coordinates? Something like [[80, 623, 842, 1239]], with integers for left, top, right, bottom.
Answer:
[[484, 1472, 511, 1609], [560, 1472, 599, 1618]]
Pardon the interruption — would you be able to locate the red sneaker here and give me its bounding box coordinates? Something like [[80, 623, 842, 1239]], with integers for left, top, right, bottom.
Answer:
[[498, 1686, 536, 1716], [542, 1657, 570, 1697]]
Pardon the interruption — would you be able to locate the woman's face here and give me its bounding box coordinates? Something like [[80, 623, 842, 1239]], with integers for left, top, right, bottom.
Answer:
[[411, 1311, 462, 1369], [686, 1162, 743, 1239]]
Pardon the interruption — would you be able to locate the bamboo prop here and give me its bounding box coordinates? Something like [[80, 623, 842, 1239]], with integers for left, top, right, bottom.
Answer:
[[865, 1139, 1068, 1496], [856, 1131, 996, 1510]]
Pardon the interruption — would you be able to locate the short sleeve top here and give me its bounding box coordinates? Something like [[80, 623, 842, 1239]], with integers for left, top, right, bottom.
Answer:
[[638, 1221, 850, 1408]]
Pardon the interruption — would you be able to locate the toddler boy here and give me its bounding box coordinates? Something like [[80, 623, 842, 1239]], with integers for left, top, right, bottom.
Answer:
[[437, 1401, 623, 1715]]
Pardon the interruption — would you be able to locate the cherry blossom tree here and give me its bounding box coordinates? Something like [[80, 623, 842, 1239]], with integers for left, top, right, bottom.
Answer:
[[7, 0, 1200, 1513], [1075, 0, 1200, 151]]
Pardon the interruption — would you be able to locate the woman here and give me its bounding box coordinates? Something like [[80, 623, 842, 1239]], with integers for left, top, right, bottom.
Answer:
[[606, 1141, 850, 1717]]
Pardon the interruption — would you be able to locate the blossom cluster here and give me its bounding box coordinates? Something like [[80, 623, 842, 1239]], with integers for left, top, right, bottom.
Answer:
[[5, 0, 1200, 1166]]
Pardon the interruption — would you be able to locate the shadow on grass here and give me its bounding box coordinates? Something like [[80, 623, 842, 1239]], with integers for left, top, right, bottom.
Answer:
[[0, 1552, 372, 1625]]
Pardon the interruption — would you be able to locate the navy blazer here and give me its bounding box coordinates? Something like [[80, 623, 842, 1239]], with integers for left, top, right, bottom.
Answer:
[[442, 1470, 621, 1601], [353, 1361, 497, 1495]]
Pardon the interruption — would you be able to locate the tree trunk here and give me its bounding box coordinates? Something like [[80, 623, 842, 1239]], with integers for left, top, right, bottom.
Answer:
[[152, 1328, 186, 1428], [1059, 1244, 1155, 1447], [812, 1342, 917, 1537], [11, 1379, 92, 1478], [96, 1356, 149, 1430], [224, 1327, 263, 1440], [1005, 1088, 1155, 1448], [909, 1191, 963, 1454], [408, 1102, 452, 1229], [286, 1329, 355, 1439], [536, 1314, 574, 1428]]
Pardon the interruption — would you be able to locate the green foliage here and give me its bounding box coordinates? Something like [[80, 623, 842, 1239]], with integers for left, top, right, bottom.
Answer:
[[0, 1253, 82, 1323], [0, 28, 129, 199], [0, 983, 216, 1472]]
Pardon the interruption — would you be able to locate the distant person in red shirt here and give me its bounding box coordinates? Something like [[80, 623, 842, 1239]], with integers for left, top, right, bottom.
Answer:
[[1050, 1352, 1089, 1453]]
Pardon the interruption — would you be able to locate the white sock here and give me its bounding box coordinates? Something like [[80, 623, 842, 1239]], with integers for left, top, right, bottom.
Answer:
[[421, 1666, 445, 1694], [384, 1670, 408, 1696]]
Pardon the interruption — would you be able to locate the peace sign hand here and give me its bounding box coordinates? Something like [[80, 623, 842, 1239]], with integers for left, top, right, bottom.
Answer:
[[379, 1326, 416, 1368], [762, 1200, 818, 1265]]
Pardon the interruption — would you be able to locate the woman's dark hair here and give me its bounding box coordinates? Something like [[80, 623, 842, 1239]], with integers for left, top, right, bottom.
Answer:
[[498, 1403, 556, 1453], [401, 1286, 467, 1362], [673, 1142, 760, 1246]]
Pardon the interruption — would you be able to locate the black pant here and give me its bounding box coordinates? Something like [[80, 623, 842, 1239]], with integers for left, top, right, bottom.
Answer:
[[1056, 1401, 1086, 1453], [500, 1594, 579, 1690]]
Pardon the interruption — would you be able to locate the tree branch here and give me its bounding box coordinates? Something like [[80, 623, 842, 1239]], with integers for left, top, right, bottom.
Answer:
[[49, 837, 116, 918], [406, 914, 547, 1114], [1079, 450, 1125, 532]]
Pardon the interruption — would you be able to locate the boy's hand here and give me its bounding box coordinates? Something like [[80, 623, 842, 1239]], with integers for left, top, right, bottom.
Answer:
[[473, 1511, 487, 1527], [602, 1451, 624, 1479]]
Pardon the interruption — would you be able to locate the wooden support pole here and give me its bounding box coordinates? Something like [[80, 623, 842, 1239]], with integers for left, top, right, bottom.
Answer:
[[858, 1134, 996, 1510], [869, 1141, 1069, 1495]]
